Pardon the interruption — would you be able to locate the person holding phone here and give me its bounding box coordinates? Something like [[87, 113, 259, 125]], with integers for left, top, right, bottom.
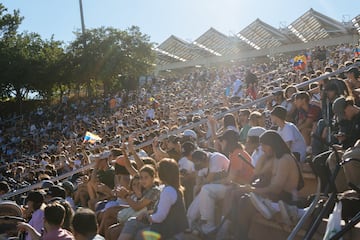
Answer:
[[118, 158, 187, 240]]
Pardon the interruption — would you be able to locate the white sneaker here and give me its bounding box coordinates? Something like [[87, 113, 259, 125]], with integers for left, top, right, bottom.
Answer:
[[200, 222, 216, 235], [191, 220, 216, 236], [263, 198, 278, 216], [249, 192, 273, 219], [278, 200, 299, 225]]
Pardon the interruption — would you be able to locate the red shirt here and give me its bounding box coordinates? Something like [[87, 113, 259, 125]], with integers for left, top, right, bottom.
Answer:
[[297, 103, 321, 124], [228, 148, 254, 184], [246, 86, 257, 100]]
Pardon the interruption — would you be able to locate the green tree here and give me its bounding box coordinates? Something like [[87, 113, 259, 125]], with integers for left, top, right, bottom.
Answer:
[[0, 4, 23, 38], [0, 3, 23, 100], [0, 4, 66, 104], [0, 32, 65, 102], [68, 26, 155, 96]]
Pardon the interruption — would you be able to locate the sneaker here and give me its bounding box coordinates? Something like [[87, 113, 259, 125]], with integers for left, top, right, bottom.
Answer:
[[201, 222, 217, 235], [249, 192, 273, 219], [191, 220, 216, 236], [278, 200, 299, 225], [216, 219, 231, 240], [263, 198, 278, 216]]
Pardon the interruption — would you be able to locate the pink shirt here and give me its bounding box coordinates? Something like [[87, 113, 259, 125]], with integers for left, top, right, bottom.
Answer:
[[42, 227, 74, 240], [26, 208, 44, 240]]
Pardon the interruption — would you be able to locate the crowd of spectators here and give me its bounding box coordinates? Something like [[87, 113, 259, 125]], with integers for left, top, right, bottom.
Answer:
[[0, 42, 360, 239]]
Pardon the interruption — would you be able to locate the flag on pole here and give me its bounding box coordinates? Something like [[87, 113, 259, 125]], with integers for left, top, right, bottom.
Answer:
[[83, 131, 102, 144]]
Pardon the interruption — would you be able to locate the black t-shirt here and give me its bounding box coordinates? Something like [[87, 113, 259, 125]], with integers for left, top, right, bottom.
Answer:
[[339, 112, 360, 149]]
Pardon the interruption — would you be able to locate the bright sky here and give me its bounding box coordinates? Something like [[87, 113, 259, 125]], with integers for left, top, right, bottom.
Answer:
[[2, 0, 359, 46]]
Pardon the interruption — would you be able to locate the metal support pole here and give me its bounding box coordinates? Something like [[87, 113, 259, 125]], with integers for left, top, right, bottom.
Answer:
[[79, 0, 86, 35]]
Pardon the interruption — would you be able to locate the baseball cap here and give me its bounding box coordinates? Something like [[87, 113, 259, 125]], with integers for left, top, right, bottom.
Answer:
[[332, 96, 347, 121], [270, 106, 287, 121], [247, 127, 266, 138], [47, 185, 66, 199], [41, 180, 54, 189], [218, 129, 240, 142]]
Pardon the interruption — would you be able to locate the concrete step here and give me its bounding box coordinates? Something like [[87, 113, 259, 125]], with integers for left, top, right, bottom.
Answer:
[[248, 212, 360, 240], [298, 162, 319, 198]]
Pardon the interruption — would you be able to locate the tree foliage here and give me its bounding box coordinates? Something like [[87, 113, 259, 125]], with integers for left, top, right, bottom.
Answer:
[[0, 32, 65, 101], [0, 3, 156, 107], [0, 4, 23, 38], [68, 26, 155, 95]]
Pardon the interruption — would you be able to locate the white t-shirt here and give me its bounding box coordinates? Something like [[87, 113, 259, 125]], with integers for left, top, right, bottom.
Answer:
[[197, 152, 230, 177], [144, 108, 155, 120], [232, 79, 243, 97], [208, 152, 230, 173], [251, 146, 264, 167], [151, 186, 177, 223], [178, 156, 195, 173], [277, 122, 307, 162]]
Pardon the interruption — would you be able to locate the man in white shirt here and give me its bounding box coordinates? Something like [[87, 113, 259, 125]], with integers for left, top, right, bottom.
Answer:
[[178, 142, 196, 174], [232, 76, 243, 98], [245, 127, 266, 167], [270, 106, 307, 162], [187, 150, 230, 234]]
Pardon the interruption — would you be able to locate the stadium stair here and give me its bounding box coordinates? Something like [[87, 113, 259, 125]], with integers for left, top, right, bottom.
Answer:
[[248, 212, 360, 240]]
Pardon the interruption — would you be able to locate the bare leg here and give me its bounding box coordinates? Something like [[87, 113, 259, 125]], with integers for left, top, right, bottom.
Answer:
[[98, 206, 124, 236]]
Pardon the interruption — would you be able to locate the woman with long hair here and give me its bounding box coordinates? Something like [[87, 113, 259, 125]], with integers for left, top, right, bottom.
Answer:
[[218, 130, 303, 240], [119, 158, 188, 240], [115, 164, 161, 240], [208, 113, 239, 150]]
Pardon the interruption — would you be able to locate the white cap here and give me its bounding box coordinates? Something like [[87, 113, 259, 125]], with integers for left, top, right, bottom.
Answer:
[[247, 127, 266, 137]]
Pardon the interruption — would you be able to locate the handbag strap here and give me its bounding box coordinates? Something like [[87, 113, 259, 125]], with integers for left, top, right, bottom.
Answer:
[[293, 154, 305, 191]]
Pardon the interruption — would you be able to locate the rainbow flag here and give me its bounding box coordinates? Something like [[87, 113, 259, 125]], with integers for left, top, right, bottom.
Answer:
[[83, 131, 102, 144], [293, 55, 307, 70], [142, 231, 161, 240]]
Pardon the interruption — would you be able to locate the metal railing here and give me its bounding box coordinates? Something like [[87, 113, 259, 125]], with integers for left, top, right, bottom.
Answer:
[[1, 62, 359, 200]]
